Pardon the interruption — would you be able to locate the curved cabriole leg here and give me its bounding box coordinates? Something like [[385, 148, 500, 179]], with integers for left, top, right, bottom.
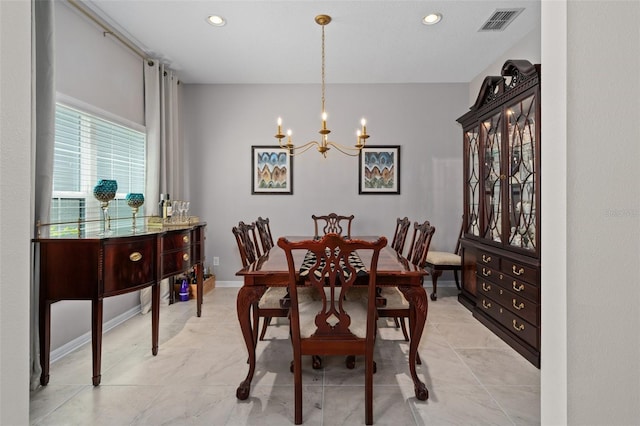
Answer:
[[430, 268, 442, 301], [236, 285, 266, 400], [399, 285, 429, 401]]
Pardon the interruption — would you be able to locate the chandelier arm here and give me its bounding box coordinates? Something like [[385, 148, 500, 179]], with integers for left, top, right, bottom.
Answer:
[[284, 141, 320, 157], [327, 142, 364, 157]]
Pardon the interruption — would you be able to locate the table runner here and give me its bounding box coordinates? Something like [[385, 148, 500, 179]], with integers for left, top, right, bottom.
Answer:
[[299, 248, 367, 280]]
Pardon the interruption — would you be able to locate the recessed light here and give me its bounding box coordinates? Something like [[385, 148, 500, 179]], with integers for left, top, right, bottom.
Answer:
[[422, 13, 442, 25], [207, 15, 226, 27]]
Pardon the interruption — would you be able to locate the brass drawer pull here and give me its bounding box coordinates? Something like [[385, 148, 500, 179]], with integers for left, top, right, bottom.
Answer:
[[482, 267, 491, 277], [183, 253, 190, 261], [512, 281, 524, 292], [482, 299, 492, 309], [183, 235, 190, 244], [512, 265, 525, 276], [482, 282, 491, 292], [512, 319, 525, 331], [129, 252, 142, 262], [512, 299, 525, 310], [482, 254, 492, 263]]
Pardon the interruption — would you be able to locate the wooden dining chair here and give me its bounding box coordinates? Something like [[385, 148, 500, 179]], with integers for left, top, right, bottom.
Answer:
[[278, 233, 387, 425], [391, 216, 410, 255], [312, 213, 354, 238], [377, 220, 435, 353], [424, 221, 463, 300], [232, 221, 288, 342], [387, 216, 411, 337], [255, 216, 274, 254]]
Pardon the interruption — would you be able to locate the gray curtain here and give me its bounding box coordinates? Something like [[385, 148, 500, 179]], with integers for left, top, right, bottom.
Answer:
[[140, 62, 183, 313], [31, 0, 56, 390]]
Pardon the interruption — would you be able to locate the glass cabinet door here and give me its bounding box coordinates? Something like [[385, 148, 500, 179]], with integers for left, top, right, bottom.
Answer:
[[506, 94, 537, 251], [481, 112, 502, 243], [465, 126, 480, 236]]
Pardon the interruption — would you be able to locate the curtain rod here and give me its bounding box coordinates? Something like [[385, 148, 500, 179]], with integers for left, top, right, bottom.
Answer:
[[66, 0, 149, 62]]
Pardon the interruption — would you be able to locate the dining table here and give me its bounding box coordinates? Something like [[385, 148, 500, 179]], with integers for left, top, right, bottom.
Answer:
[[235, 236, 430, 401]]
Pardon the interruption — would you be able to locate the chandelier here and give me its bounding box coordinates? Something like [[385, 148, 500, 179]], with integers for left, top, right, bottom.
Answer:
[[275, 14, 370, 158]]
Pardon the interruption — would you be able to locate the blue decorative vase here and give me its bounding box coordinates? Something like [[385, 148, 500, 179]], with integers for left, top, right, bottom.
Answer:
[[93, 179, 118, 203], [93, 180, 118, 235], [126, 193, 145, 232]]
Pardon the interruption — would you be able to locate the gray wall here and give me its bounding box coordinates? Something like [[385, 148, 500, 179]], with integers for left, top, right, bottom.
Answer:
[[182, 83, 467, 283], [48, 1, 145, 352], [0, 0, 31, 424], [565, 0, 640, 423]]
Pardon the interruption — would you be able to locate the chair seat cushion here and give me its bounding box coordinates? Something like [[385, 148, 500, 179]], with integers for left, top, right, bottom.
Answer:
[[258, 287, 289, 309], [298, 293, 368, 338], [425, 251, 461, 266], [378, 287, 409, 309]]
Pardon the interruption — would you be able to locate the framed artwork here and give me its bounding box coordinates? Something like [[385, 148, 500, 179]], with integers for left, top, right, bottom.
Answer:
[[359, 145, 400, 194], [251, 146, 293, 194]]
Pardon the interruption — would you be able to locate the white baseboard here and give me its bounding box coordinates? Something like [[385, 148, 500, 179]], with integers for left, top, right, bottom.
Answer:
[[214, 280, 458, 289], [215, 280, 243, 288], [50, 305, 142, 364]]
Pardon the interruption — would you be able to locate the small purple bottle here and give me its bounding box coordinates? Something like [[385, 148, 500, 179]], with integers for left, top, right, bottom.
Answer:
[[179, 278, 190, 301]]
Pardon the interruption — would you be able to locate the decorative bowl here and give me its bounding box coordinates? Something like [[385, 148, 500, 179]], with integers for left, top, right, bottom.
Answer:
[[93, 180, 118, 203]]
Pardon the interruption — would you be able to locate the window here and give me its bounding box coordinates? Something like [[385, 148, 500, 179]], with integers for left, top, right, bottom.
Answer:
[[52, 103, 146, 236]]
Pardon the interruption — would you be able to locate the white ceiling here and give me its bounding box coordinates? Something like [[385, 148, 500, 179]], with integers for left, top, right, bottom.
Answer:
[[85, 0, 540, 85]]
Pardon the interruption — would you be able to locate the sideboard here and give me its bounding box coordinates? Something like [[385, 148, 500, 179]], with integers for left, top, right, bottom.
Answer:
[[34, 223, 206, 386]]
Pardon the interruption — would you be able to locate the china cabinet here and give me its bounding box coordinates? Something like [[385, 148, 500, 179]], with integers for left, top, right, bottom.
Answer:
[[456, 60, 541, 367]]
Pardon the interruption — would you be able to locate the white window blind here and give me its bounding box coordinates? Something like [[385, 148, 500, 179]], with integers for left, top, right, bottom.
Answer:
[[52, 103, 146, 236]]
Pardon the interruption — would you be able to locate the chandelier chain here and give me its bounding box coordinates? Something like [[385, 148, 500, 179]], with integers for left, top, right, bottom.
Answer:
[[321, 24, 326, 115]]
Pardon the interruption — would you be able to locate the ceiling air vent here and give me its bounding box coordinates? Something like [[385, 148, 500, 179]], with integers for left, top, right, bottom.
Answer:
[[479, 8, 524, 31]]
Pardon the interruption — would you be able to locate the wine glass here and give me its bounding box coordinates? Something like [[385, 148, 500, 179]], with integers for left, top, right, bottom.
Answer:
[[183, 201, 190, 223], [126, 193, 145, 232], [173, 200, 182, 223], [93, 179, 117, 236]]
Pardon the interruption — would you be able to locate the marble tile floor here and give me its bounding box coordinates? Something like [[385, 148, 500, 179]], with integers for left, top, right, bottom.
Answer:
[[30, 287, 540, 425]]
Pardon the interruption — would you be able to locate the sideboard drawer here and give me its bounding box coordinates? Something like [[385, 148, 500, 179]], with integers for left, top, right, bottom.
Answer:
[[103, 236, 156, 295], [163, 230, 192, 250], [161, 248, 193, 277]]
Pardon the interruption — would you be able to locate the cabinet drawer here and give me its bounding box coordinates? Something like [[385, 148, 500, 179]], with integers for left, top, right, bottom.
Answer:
[[503, 259, 538, 283], [498, 275, 539, 303], [103, 237, 156, 294], [476, 263, 498, 281], [477, 250, 500, 269], [480, 281, 538, 326], [161, 248, 193, 277], [478, 296, 539, 349], [163, 231, 192, 250]]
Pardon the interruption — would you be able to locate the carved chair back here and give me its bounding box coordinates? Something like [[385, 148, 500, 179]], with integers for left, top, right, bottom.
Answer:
[[312, 213, 355, 238], [406, 220, 436, 268], [232, 221, 261, 267], [255, 216, 275, 253], [277, 233, 387, 425], [390, 216, 410, 255]]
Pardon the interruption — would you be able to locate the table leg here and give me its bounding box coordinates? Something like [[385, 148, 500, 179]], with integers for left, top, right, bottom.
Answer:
[[91, 298, 103, 386], [398, 285, 429, 401], [195, 263, 203, 317], [151, 282, 160, 356], [236, 285, 266, 400], [39, 300, 51, 386]]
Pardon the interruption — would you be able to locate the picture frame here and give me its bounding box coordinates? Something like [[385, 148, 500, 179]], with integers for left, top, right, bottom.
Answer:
[[358, 145, 401, 194], [251, 146, 293, 194]]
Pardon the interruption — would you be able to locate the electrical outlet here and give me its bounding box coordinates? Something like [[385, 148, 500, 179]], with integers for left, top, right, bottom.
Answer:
[[213, 256, 220, 266]]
